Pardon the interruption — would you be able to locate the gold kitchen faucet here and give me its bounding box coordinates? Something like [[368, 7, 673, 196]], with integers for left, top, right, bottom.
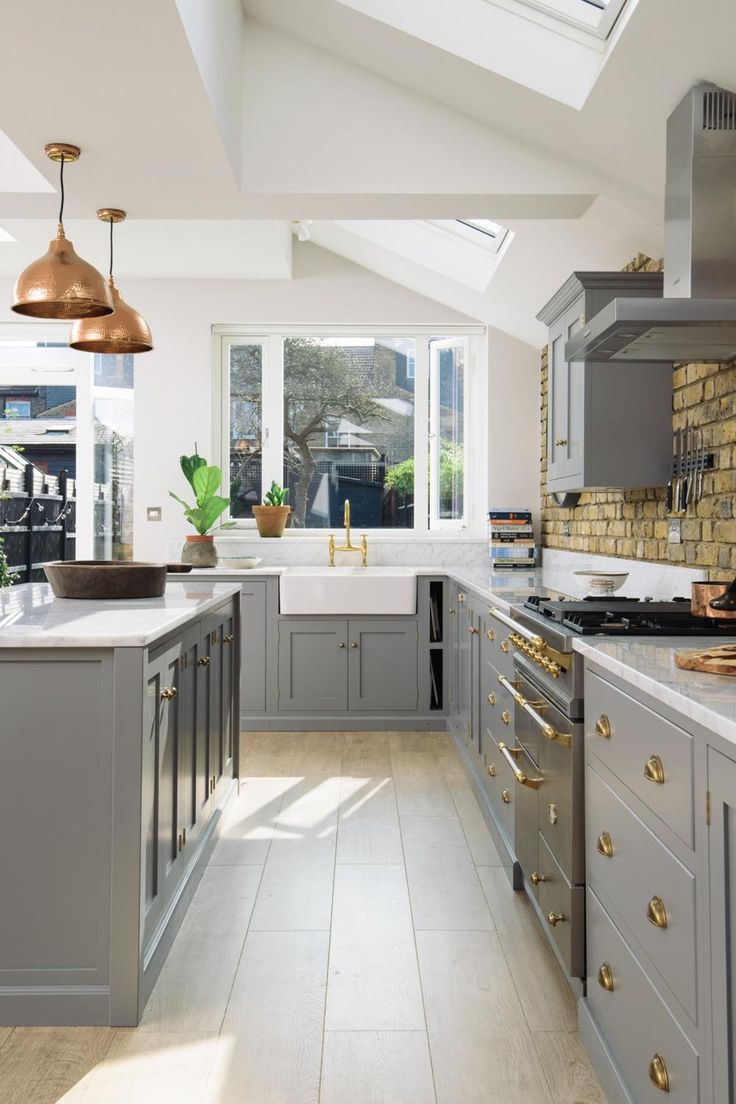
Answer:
[[328, 499, 368, 566]]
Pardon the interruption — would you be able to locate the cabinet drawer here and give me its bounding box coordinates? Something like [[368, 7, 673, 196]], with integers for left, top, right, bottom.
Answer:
[[586, 765, 697, 1021], [587, 887, 699, 1104], [482, 614, 515, 680], [483, 744, 515, 849], [586, 670, 694, 847], [537, 835, 584, 979], [481, 659, 516, 749]]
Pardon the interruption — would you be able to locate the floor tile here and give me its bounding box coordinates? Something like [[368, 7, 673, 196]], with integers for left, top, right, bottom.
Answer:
[[388, 732, 438, 757], [477, 866, 577, 1032], [533, 1031, 608, 1104], [320, 1030, 436, 1104], [392, 760, 457, 817], [401, 816, 493, 930], [275, 775, 342, 837], [0, 1028, 12, 1051], [242, 732, 297, 776], [339, 775, 398, 820], [250, 836, 336, 931], [337, 817, 404, 863], [62, 1030, 219, 1103], [291, 732, 345, 774], [448, 780, 503, 866], [326, 864, 425, 1031], [0, 1027, 114, 1104], [416, 930, 552, 1104], [342, 731, 392, 774], [204, 930, 328, 1104]]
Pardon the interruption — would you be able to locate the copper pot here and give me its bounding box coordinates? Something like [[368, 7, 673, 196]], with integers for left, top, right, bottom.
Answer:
[[691, 581, 736, 619]]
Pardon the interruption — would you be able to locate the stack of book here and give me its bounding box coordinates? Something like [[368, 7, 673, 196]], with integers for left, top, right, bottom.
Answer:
[[488, 508, 536, 570]]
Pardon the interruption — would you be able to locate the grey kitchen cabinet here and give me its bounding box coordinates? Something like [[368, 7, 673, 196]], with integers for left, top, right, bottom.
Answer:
[[278, 619, 349, 712], [537, 271, 672, 493], [348, 619, 419, 712], [708, 747, 736, 1104], [240, 579, 267, 711]]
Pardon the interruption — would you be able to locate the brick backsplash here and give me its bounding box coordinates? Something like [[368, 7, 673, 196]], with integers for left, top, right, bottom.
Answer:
[[540, 255, 735, 580]]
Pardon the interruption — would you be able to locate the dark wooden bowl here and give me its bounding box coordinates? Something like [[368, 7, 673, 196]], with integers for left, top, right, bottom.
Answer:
[[43, 560, 168, 599], [166, 563, 193, 574]]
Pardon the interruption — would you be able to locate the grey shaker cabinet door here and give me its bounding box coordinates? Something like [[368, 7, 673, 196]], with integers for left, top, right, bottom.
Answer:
[[142, 651, 166, 945], [240, 580, 267, 711], [158, 642, 187, 915], [708, 747, 736, 1104], [278, 619, 348, 712], [347, 619, 418, 712]]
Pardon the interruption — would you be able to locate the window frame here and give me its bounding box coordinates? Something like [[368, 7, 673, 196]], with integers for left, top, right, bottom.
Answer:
[[212, 323, 487, 539], [503, 0, 628, 39]]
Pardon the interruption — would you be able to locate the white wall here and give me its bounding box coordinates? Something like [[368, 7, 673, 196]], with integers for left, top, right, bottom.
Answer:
[[486, 328, 541, 525]]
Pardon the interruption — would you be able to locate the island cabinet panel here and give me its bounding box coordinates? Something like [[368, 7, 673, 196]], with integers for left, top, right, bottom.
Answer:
[[0, 591, 240, 1027], [347, 619, 418, 712]]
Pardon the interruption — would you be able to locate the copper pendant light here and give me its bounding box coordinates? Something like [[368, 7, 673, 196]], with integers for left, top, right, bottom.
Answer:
[[12, 144, 114, 319], [69, 209, 153, 354]]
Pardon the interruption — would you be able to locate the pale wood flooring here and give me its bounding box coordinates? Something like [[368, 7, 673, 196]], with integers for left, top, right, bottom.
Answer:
[[0, 731, 608, 1104]]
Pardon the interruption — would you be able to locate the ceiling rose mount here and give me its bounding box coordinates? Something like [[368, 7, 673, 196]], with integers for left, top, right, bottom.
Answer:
[[44, 142, 81, 164]]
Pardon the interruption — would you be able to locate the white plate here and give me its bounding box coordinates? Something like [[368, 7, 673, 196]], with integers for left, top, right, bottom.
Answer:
[[218, 556, 263, 570]]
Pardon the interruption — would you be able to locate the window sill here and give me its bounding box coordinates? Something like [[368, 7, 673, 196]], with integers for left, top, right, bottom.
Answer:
[[215, 529, 486, 542]]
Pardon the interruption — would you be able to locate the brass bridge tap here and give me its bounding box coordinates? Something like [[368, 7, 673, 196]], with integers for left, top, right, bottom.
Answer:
[[328, 499, 368, 566]]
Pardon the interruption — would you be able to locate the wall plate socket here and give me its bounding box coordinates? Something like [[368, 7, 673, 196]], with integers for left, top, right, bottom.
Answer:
[[668, 518, 682, 544], [147, 506, 162, 522]]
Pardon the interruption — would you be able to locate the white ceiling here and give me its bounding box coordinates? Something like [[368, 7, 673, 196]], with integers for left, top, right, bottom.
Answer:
[[0, 0, 733, 345]]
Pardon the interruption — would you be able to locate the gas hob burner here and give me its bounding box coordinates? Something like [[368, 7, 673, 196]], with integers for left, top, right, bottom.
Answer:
[[522, 596, 734, 636]]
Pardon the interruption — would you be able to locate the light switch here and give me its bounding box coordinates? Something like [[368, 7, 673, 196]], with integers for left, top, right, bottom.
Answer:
[[667, 519, 682, 544], [147, 506, 162, 522]]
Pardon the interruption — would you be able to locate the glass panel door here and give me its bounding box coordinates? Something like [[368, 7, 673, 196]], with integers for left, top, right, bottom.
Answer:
[[429, 338, 468, 529]]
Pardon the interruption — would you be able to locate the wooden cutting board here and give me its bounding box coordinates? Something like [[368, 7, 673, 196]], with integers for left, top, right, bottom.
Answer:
[[675, 643, 736, 675]]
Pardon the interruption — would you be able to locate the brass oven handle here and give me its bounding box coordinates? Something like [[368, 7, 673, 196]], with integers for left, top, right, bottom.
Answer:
[[519, 695, 572, 748], [497, 673, 523, 705], [649, 1054, 670, 1092], [497, 742, 543, 789], [489, 607, 544, 650], [644, 754, 665, 785]]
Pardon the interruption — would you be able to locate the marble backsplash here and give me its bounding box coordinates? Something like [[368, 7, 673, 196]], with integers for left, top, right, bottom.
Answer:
[[541, 547, 706, 602], [168, 535, 491, 569]]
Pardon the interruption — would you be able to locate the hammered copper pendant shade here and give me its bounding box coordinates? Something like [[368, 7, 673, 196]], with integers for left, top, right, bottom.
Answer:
[[11, 144, 114, 320], [69, 209, 153, 354]]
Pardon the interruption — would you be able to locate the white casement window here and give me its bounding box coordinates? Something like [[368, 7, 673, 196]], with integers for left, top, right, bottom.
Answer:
[[506, 0, 628, 39], [213, 325, 487, 536]]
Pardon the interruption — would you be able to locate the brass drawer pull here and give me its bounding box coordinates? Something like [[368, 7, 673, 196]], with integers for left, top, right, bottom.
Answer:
[[486, 627, 495, 641], [498, 742, 542, 789], [487, 692, 497, 706], [554, 438, 568, 446], [501, 789, 511, 804], [597, 962, 614, 992], [647, 895, 668, 929], [597, 831, 613, 858], [595, 714, 611, 739], [160, 686, 177, 700], [458, 592, 466, 603], [487, 763, 497, 777], [530, 871, 547, 885], [223, 633, 235, 644], [644, 754, 665, 784], [198, 656, 210, 668], [501, 709, 511, 726], [649, 1053, 670, 1092], [500, 640, 509, 653], [547, 911, 565, 927]]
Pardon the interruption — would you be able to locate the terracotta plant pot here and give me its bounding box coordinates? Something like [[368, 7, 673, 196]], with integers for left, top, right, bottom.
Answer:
[[253, 505, 291, 538], [181, 533, 217, 568]]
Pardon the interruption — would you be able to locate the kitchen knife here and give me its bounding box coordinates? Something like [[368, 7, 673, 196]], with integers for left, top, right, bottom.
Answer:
[[673, 426, 682, 513], [697, 432, 705, 503], [682, 420, 690, 511]]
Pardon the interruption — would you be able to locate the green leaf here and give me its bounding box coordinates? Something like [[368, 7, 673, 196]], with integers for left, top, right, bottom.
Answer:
[[180, 453, 206, 491], [197, 495, 230, 533], [192, 465, 222, 507]]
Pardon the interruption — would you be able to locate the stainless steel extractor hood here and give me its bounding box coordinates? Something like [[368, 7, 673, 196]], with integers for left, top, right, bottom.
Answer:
[[566, 83, 736, 364]]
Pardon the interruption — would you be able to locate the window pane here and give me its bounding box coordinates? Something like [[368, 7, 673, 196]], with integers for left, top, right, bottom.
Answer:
[[229, 343, 263, 519], [433, 342, 465, 523], [283, 336, 415, 529]]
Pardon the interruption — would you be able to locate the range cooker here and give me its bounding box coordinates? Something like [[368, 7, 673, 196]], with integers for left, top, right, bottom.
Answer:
[[488, 596, 736, 984]]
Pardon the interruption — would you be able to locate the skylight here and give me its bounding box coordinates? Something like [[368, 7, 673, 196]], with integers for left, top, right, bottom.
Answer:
[[509, 0, 628, 39]]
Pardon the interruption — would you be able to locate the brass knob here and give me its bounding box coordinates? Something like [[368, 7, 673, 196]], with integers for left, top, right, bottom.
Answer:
[[649, 1054, 670, 1093], [198, 656, 210, 668], [487, 692, 497, 706], [488, 763, 497, 778], [351, 642, 359, 648], [486, 628, 495, 641], [500, 640, 509, 653], [501, 789, 511, 804], [468, 625, 479, 634], [530, 872, 547, 886], [547, 911, 565, 927], [597, 831, 613, 858], [223, 633, 234, 644], [458, 592, 466, 603], [338, 642, 346, 648], [595, 714, 611, 739], [597, 962, 614, 992], [501, 710, 511, 726], [160, 686, 177, 701], [644, 754, 665, 785], [555, 438, 568, 446], [647, 895, 668, 930], [449, 608, 456, 615]]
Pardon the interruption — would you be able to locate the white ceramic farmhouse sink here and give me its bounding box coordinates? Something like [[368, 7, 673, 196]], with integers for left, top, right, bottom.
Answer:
[[279, 566, 417, 615]]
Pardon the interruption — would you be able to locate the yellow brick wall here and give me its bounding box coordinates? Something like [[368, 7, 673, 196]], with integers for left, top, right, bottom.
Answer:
[[540, 255, 735, 580]]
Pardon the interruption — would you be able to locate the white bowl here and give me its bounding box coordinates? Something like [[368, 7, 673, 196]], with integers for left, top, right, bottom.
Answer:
[[218, 556, 263, 570], [574, 570, 629, 597]]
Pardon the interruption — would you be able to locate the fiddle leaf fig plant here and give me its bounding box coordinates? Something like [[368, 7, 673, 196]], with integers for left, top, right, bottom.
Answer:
[[170, 449, 237, 536], [263, 480, 290, 507]]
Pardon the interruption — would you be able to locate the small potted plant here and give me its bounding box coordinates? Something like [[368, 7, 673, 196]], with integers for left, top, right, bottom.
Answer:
[[170, 450, 235, 567], [253, 481, 291, 538]]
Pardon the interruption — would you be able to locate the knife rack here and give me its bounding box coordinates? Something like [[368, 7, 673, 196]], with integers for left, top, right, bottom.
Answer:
[[667, 450, 715, 516]]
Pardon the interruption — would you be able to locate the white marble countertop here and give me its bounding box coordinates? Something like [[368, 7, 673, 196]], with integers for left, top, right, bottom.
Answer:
[[574, 636, 736, 746], [0, 581, 242, 648]]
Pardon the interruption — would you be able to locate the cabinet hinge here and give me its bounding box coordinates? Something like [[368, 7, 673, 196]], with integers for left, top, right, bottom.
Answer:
[[706, 789, 711, 826]]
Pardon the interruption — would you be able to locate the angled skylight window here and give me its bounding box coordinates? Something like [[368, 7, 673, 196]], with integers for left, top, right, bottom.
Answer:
[[506, 0, 628, 39]]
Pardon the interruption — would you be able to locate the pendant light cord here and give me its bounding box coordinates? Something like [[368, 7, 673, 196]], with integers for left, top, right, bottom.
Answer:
[[109, 217, 114, 279], [58, 153, 65, 226]]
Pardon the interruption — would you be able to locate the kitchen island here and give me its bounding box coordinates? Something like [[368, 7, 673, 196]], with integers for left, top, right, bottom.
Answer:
[[0, 581, 241, 1027]]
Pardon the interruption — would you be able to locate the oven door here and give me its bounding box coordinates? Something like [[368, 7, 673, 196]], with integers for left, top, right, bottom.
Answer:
[[514, 665, 583, 886]]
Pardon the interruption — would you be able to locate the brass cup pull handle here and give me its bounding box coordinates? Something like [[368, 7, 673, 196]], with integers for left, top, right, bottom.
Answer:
[[597, 831, 614, 858], [647, 895, 668, 929], [486, 628, 495, 641], [595, 714, 611, 739], [649, 1054, 670, 1092], [501, 709, 511, 726], [160, 686, 177, 701], [487, 692, 497, 706], [500, 640, 510, 653], [198, 656, 210, 668], [501, 789, 511, 804], [498, 742, 543, 789], [487, 763, 497, 777], [597, 962, 614, 992], [223, 633, 235, 644], [644, 754, 665, 784], [530, 871, 547, 886], [547, 911, 565, 927]]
